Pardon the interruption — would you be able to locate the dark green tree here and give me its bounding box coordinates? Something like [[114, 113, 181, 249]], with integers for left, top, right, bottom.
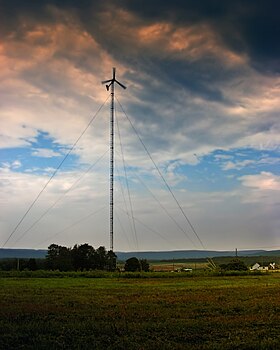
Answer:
[[220, 259, 248, 271], [106, 250, 117, 271], [124, 257, 141, 272], [46, 244, 72, 271], [57, 246, 73, 271], [27, 258, 37, 271], [46, 244, 60, 270], [71, 243, 95, 270], [95, 246, 107, 270], [140, 259, 150, 272]]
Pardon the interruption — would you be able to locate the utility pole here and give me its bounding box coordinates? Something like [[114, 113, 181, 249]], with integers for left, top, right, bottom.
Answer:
[[102, 68, 126, 252]]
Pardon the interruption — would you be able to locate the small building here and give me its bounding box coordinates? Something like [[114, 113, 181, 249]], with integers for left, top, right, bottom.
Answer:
[[250, 262, 276, 271], [250, 263, 260, 270], [181, 268, 193, 272]]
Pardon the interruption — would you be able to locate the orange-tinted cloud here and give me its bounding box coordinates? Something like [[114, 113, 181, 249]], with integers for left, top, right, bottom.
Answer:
[[137, 21, 247, 67]]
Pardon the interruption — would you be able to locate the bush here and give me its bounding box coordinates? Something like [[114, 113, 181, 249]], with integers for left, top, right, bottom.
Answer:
[[124, 257, 141, 272], [219, 259, 248, 271]]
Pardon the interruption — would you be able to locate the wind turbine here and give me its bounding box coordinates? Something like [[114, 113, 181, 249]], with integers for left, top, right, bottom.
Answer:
[[102, 68, 126, 252]]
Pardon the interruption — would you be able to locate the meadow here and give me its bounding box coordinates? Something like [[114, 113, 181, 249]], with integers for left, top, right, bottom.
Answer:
[[1, 272, 280, 349]]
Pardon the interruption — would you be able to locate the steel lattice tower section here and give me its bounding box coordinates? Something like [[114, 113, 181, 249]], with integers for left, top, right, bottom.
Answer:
[[102, 68, 126, 251]]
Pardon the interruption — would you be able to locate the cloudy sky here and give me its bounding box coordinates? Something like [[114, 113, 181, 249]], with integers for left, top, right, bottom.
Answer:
[[0, 0, 279, 252]]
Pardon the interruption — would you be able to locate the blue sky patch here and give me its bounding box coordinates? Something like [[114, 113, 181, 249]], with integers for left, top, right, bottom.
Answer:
[[0, 130, 79, 175], [170, 148, 280, 192]]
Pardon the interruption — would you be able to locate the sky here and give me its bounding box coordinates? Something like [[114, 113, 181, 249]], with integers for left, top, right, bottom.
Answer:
[[0, 0, 279, 252]]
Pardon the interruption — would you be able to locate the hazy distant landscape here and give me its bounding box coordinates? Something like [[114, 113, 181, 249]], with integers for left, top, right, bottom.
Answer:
[[2, 248, 280, 260]]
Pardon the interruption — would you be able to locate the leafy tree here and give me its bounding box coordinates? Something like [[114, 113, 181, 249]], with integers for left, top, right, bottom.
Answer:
[[124, 257, 141, 272], [71, 243, 95, 270], [46, 244, 72, 271], [57, 246, 73, 271], [140, 259, 150, 272], [95, 246, 108, 270], [220, 259, 248, 271], [106, 250, 117, 271], [46, 244, 60, 270], [27, 258, 37, 271]]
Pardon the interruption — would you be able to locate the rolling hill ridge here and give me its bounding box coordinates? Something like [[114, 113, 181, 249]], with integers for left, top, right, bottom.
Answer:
[[1, 248, 280, 260]]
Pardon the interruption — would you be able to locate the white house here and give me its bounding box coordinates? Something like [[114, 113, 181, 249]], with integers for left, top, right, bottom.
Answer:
[[250, 263, 261, 271], [250, 262, 276, 271]]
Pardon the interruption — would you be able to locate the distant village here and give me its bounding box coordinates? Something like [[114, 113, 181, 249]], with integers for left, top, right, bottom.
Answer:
[[250, 262, 277, 271]]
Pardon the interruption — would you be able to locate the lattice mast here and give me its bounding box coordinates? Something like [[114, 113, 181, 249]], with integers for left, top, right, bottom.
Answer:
[[102, 68, 126, 251]]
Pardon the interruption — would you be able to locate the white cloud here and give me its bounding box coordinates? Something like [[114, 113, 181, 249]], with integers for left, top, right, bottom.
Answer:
[[214, 154, 233, 161], [0, 161, 279, 251], [1, 160, 22, 170], [31, 148, 61, 158], [12, 160, 22, 169], [222, 159, 254, 170], [240, 172, 280, 191], [238, 172, 280, 206]]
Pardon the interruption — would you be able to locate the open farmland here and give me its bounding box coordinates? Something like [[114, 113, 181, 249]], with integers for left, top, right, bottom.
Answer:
[[1, 273, 280, 349], [150, 260, 208, 271]]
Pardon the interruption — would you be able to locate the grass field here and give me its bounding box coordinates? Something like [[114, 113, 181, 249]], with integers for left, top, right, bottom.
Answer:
[[1, 272, 280, 349], [150, 261, 209, 271]]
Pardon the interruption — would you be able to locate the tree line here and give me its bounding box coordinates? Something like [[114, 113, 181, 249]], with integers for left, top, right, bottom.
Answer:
[[46, 243, 117, 271], [0, 245, 151, 272]]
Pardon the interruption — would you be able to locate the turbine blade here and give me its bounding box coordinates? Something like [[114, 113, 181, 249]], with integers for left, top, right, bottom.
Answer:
[[102, 79, 112, 84], [115, 80, 126, 89], [113, 67, 116, 80]]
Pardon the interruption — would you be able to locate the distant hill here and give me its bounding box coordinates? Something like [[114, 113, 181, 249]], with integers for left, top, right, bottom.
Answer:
[[116, 249, 280, 261], [1, 248, 280, 260], [0, 249, 47, 259]]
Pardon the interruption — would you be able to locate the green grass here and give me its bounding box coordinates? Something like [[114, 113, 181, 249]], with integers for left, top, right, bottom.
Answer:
[[1, 273, 280, 349]]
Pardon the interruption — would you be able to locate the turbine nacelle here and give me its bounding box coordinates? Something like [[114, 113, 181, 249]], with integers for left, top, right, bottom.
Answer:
[[101, 67, 126, 91]]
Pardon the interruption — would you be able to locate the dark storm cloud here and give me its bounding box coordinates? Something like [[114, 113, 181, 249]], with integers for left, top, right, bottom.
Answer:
[[1, 0, 278, 105], [0, 0, 100, 40], [121, 0, 280, 73], [137, 57, 234, 104], [2, 0, 279, 69], [1, 0, 278, 132]]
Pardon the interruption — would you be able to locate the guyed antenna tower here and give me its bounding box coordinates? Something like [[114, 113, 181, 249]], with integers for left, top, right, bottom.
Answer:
[[102, 68, 126, 252]]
